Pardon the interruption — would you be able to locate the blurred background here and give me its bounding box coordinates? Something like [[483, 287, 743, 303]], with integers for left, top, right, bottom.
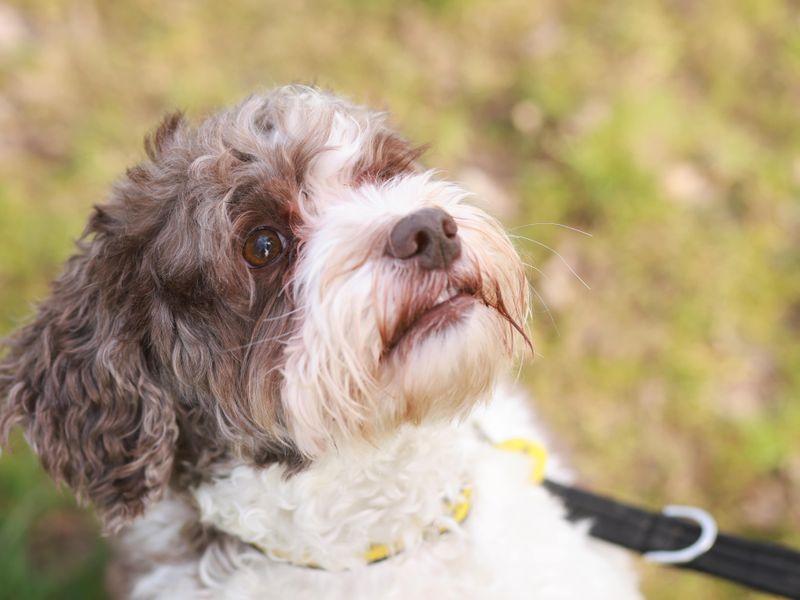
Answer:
[[0, 1, 798, 598]]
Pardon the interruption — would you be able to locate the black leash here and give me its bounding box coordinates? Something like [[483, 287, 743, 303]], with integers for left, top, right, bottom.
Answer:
[[543, 479, 800, 599]]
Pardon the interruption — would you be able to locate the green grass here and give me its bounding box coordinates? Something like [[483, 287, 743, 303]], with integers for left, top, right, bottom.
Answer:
[[1, 1, 799, 598]]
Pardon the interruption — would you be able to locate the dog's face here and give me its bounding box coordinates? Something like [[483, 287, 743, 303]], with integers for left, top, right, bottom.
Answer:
[[0, 86, 528, 532]]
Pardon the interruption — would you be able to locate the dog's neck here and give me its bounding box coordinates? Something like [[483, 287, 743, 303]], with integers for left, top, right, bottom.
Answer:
[[193, 421, 477, 571]]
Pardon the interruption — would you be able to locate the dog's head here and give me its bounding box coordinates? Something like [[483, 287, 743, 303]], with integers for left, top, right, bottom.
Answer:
[[0, 86, 528, 532]]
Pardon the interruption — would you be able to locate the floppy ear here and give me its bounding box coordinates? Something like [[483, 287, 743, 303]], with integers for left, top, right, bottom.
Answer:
[[0, 210, 179, 533]]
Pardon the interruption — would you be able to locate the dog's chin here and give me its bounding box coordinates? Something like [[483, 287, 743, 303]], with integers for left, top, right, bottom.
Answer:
[[383, 301, 510, 422]]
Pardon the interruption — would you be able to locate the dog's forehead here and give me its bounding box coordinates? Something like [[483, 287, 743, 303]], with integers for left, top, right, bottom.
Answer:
[[216, 88, 421, 199]]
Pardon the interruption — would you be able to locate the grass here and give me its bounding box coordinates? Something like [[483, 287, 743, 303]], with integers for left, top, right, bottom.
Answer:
[[1, 1, 799, 598]]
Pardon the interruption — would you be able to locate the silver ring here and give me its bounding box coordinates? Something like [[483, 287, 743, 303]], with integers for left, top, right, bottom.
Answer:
[[644, 505, 718, 564]]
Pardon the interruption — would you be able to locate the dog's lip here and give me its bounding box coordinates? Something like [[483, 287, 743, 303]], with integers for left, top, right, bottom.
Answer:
[[384, 286, 478, 354]]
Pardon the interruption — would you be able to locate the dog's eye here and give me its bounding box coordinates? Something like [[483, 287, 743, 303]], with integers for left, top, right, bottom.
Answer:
[[243, 227, 285, 268]]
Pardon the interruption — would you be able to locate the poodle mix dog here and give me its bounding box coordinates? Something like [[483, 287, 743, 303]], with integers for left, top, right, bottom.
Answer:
[[0, 86, 640, 599]]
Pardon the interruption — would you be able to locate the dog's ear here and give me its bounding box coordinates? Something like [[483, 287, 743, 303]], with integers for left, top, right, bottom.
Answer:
[[0, 178, 180, 534], [0, 228, 179, 533]]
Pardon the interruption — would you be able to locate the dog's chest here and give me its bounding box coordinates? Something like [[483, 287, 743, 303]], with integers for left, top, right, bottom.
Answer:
[[126, 387, 641, 599], [195, 445, 640, 600]]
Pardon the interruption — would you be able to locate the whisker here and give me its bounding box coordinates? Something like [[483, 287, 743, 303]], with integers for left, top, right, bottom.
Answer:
[[520, 260, 547, 280], [509, 235, 590, 290], [509, 222, 592, 237], [526, 280, 559, 336], [514, 357, 525, 382]]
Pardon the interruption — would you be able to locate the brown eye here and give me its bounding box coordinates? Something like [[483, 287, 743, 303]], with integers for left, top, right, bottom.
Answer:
[[243, 227, 285, 268]]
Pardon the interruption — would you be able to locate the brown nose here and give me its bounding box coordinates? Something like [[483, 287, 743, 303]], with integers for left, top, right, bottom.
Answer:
[[386, 207, 461, 270]]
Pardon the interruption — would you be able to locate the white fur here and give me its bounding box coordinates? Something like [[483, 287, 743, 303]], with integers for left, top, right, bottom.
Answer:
[[125, 385, 640, 599], [194, 423, 472, 572], [283, 166, 526, 455]]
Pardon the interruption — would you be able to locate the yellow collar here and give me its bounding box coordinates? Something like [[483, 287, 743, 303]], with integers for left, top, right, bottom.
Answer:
[[252, 485, 473, 568], [254, 438, 547, 569], [494, 438, 549, 485], [362, 485, 473, 565]]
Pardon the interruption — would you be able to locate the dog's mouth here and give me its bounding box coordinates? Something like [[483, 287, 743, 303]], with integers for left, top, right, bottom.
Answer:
[[383, 285, 479, 357]]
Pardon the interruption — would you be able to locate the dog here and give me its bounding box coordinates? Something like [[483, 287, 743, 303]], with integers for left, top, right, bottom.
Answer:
[[0, 85, 640, 599]]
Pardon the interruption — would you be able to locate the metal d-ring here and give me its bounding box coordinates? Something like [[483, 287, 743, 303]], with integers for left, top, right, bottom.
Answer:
[[644, 505, 719, 564]]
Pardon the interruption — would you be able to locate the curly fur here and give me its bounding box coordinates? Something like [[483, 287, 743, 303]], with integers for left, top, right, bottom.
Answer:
[[0, 85, 640, 598]]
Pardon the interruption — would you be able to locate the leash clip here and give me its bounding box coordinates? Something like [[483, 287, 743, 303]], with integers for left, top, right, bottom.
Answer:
[[644, 504, 718, 564]]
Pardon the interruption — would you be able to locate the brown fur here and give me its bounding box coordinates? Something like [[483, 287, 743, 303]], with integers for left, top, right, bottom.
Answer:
[[0, 89, 422, 532], [353, 132, 426, 184]]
